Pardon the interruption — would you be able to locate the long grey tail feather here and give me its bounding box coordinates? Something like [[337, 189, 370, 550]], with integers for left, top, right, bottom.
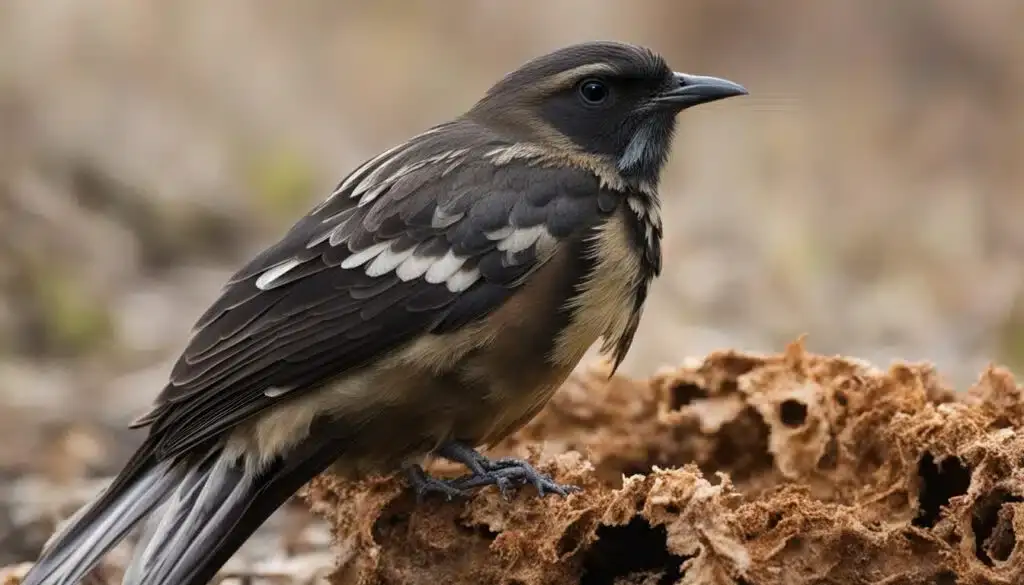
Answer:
[[29, 424, 349, 585], [21, 460, 183, 585], [121, 451, 219, 584], [123, 451, 252, 585], [123, 426, 354, 585]]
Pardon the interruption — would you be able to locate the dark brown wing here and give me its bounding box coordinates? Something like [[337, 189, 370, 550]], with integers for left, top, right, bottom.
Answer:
[[136, 120, 620, 459]]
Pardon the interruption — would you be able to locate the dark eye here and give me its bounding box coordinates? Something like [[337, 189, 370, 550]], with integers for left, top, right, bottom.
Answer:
[[578, 78, 609, 105]]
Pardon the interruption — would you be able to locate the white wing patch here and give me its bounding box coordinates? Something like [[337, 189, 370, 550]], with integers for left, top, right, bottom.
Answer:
[[445, 268, 481, 293], [339, 241, 390, 270], [255, 139, 565, 297], [255, 259, 302, 291], [424, 250, 466, 284], [395, 253, 434, 282], [365, 244, 416, 277], [496, 224, 546, 254], [495, 225, 558, 268], [485, 226, 514, 240], [253, 221, 558, 295]]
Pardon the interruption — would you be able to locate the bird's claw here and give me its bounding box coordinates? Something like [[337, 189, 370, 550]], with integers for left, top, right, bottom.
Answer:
[[403, 464, 470, 502], [448, 457, 579, 499], [409, 442, 580, 500]]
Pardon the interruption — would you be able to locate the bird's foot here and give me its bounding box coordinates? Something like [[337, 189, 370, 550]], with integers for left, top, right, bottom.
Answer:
[[403, 463, 470, 502], [438, 442, 579, 499], [449, 459, 578, 498]]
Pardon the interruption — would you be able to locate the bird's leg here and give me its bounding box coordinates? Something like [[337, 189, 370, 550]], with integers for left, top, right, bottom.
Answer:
[[402, 462, 469, 502], [437, 441, 579, 498]]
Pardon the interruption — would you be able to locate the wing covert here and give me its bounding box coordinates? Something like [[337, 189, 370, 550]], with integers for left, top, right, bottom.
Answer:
[[137, 123, 616, 459]]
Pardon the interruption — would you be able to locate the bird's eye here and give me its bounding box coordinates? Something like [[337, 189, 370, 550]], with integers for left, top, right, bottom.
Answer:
[[578, 78, 609, 105]]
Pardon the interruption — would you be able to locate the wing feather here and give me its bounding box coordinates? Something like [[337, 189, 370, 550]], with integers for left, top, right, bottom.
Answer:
[[136, 122, 616, 459]]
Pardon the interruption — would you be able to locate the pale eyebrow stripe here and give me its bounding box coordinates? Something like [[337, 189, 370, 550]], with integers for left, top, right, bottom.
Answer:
[[536, 63, 619, 94]]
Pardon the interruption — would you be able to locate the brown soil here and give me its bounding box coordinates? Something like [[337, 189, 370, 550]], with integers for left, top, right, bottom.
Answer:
[[4, 338, 1023, 584], [303, 338, 1024, 585]]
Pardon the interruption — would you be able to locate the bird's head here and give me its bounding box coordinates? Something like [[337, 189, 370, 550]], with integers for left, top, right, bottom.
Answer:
[[466, 40, 747, 185]]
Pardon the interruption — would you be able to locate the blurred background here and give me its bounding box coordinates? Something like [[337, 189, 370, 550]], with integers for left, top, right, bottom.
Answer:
[[0, 0, 1022, 567]]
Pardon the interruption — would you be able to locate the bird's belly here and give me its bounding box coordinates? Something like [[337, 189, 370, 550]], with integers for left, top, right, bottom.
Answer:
[[310, 351, 572, 478], [452, 332, 577, 448]]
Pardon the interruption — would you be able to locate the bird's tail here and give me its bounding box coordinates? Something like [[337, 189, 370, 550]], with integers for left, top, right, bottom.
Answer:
[[24, 433, 348, 585], [21, 453, 185, 585]]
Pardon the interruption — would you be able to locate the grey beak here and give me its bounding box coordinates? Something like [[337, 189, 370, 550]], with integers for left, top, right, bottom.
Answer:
[[655, 72, 748, 108]]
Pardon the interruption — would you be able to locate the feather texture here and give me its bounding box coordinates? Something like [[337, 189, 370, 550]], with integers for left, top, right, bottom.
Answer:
[[21, 120, 626, 585], [15, 39, 715, 585]]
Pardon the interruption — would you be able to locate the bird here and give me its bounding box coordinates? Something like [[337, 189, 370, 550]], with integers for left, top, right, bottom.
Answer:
[[22, 40, 747, 585]]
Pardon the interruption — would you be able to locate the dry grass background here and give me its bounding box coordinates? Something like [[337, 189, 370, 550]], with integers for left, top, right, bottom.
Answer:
[[0, 0, 1023, 575]]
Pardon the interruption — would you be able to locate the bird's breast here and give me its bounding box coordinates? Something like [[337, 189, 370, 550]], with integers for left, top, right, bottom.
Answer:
[[550, 207, 649, 369], [435, 206, 650, 446]]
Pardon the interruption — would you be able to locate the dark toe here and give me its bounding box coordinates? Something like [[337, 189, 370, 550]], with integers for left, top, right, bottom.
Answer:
[[449, 463, 578, 498], [404, 465, 471, 501]]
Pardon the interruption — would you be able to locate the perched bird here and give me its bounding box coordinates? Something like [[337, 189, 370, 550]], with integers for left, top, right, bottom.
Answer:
[[23, 40, 746, 585]]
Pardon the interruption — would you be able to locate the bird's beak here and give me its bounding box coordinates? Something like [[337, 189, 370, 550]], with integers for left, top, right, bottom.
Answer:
[[654, 72, 748, 109]]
